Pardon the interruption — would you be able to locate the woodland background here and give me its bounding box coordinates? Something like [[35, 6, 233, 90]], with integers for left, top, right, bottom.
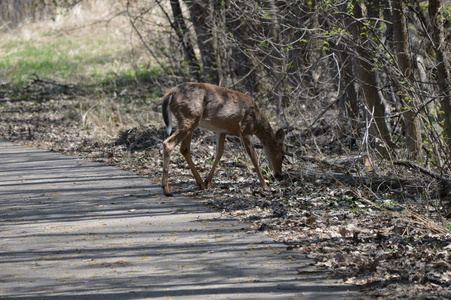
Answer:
[[1, 0, 451, 298], [2, 0, 451, 164]]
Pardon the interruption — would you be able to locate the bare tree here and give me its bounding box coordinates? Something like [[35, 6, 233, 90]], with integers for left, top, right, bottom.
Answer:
[[169, 0, 202, 81], [126, 0, 451, 169], [429, 0, 451, 154], [391, 0, 422, 160], [183, 0, 219, 84], [351, 1, 394, 158]]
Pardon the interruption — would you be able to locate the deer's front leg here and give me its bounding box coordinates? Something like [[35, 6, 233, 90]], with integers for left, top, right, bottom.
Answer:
[[205, 133, 226, 188], [180, 131, 205, 191], [241, 134, 269, 189]]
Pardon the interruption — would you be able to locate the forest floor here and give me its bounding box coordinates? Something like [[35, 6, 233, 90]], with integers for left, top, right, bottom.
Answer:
[[1, 2, 451, 297], [2, 139, 362, 299], [0, 80, 450, 299]]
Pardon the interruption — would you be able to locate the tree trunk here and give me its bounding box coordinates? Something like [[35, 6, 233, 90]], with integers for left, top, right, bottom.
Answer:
[[429, 0, 451, 153], [337, 52, 358, 120], [391, 0, 423, 161], [184, 0, 219, 84], [351, 1, 394, 158], [170, 0, 202, 81], [224, 8, 256, 92]]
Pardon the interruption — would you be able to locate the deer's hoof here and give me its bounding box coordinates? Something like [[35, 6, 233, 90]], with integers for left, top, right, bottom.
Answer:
[[162, 185, 173, 197]]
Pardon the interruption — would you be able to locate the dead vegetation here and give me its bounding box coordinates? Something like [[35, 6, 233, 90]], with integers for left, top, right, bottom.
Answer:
[[1, 79, 451, 299], [1, 1, 451, 299]]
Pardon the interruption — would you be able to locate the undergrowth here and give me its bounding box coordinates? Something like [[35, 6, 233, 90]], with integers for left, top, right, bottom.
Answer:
[[0, 1, 165, 139], [1, 3, 451, 298]]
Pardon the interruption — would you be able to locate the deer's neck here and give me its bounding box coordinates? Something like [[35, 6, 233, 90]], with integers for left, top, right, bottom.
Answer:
[[255, 118, 276, 149]]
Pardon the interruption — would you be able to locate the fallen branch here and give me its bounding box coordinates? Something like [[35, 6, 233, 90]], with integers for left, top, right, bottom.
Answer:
[[330, 174, 449, 234], [393, 160, 449, 181], [394, 160, 451, 201], [26, 73, 73, 91]]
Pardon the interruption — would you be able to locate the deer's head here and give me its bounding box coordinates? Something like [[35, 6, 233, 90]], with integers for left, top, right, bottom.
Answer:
[[265, 128, 285, 179]]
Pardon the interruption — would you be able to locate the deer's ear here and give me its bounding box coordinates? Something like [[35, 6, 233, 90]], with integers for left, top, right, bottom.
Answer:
[[275, 129, 285, 144]]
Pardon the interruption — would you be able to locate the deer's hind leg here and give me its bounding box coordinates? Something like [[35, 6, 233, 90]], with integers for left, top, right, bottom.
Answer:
[[162, 90, 204, 195], [162, 128, 190, 196]]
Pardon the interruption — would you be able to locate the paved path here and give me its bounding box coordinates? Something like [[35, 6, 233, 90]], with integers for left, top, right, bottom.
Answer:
[[0, 140, 362, 299]]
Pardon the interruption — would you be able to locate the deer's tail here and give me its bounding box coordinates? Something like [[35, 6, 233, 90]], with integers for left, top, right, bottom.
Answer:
[[162, 92, 173, 136]]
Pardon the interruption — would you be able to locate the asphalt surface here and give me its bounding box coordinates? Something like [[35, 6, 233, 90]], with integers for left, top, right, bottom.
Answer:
[[0, 140, 363, 299]]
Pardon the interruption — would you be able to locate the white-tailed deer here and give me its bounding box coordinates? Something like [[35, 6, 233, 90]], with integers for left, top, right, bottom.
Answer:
[[161, 82, 285, 196]]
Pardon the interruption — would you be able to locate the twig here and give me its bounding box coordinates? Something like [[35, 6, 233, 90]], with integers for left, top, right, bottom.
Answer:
[[393, 160, 449, 181], [0, 16, 13, 34], [308, 100, 336, 129], [27, 73, 73, 90], [126, 1, 166, 71], [331, 174, 449, 234], [54, 10, 125, 34]]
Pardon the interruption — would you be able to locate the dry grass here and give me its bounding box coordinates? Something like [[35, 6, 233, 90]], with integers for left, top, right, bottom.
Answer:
[[0, 0, 165, 139], [1, 3, 451, 298]]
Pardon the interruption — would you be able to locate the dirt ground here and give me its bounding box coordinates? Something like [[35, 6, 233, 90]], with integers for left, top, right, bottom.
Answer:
[[1, 82, 451, 299]]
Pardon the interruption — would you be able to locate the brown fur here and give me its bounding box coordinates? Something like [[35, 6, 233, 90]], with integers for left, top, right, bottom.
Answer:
[[161, 82, 285, 196]]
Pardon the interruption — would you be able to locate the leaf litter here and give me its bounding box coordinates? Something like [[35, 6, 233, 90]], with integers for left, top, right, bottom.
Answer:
[[0, 89, 450, 299]]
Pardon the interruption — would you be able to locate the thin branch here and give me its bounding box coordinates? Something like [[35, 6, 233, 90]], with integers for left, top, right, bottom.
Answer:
[[126, 1, 166, 71]]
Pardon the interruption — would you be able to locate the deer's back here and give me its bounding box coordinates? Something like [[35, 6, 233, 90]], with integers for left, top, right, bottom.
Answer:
[[171, 82, 260, 136]]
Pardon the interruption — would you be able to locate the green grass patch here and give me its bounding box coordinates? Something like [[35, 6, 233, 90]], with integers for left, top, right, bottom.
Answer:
[[1, 39, 77, 85], [0, 16, 165, 138], [0, 32, 156, 90]]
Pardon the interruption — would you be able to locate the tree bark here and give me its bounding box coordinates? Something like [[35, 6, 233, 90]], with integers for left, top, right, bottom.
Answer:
[[391, 0, 423, 161], [170, 0, 202, 81], [429, 0, 451, 153], [337, 52, 358, 120], [351, 1, 394, 158], [184, 0, 219, 84], [224, 7, 256, 92]]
